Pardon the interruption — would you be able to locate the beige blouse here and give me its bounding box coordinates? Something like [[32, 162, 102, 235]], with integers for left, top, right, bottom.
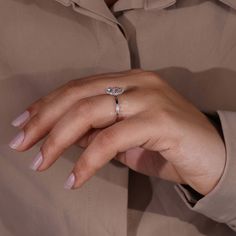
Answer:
[[0, 0, 236, 235]]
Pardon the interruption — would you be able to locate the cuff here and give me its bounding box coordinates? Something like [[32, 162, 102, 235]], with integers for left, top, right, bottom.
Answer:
[[175, 111, 236, 231]]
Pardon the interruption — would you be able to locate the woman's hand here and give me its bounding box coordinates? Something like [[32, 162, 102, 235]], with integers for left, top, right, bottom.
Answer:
[[9, 69, 226, 195]]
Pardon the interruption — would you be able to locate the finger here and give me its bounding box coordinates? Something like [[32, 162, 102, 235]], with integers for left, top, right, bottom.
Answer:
[[12, 81, 126, 151], [67, 115, 153, 189], [12, 69, 157, 129], [11, 70, 138, 128], [29, 94, 119, 171], [11, 72, 130, 129], [75, 129, 102, 148], [35, 88, 151, 171], [114, 148, 184, 182], [11, 80, 72, 128], [12, 84, 148, 152], [18, 68, 153, 128]]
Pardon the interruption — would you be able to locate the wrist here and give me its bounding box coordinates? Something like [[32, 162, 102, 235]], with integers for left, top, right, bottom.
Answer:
[[191, 112, 227, 195]]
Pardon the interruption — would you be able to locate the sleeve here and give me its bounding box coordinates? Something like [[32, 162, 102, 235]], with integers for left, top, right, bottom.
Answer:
[[174, 110, 236, 232]]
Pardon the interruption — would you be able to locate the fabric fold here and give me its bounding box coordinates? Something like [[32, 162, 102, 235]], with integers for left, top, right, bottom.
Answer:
[[219, 0, 236, 10], [144, 0, 236, 11], [54, 0, 236, 20], [175, 111, 236, 232], [54, 0, 120, 26]]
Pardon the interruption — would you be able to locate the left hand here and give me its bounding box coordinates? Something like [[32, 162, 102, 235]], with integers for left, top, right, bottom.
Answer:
[[9, 69, 226, 195]]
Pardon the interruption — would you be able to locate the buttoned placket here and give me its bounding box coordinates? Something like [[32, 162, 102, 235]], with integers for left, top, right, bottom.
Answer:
[[53, 0, 179, 43], [55, 0, 128, 36], [53, 0, 236, 71], [51, 1, 236, 235], [53, 0, 181, 73]]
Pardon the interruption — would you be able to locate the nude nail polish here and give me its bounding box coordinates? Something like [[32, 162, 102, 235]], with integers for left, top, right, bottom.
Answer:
[[64, 173, 75, 190], [8, 131, 25, 149], [11, 111, 30, 127], [30, 152, 43, 171]]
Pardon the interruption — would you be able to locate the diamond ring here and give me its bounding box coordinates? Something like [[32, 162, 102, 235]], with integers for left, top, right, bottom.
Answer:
[[105, 87, 125, 120]]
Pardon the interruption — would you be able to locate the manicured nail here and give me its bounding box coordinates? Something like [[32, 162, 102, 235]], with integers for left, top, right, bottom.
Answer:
[[29, 152, 43, 171], [64, 173, 75, 190], [11, 110, 30, 127], [8, 131, 25, 149]]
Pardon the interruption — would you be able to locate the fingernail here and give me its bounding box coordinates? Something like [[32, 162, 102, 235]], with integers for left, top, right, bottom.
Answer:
[[29, 151, 43, 171], [64, 173, 75, 190], [8, 131, 25, 149], [11, 111, 30, 127]]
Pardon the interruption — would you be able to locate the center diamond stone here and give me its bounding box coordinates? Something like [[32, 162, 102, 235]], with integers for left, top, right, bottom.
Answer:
[[105, 87, 125, 96]]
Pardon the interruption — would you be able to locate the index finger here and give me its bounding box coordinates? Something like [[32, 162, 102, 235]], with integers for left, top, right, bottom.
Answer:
[[11, 70, 132, 128]]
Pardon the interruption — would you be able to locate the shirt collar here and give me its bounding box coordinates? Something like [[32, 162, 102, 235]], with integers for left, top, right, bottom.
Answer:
[[55, 0, 120, 26], [112, 0, 236, 12], [111, 0, 175, 12], [219, 0, 236, 10], [54, 0, 236, 25], [56, 0, 236, 11]]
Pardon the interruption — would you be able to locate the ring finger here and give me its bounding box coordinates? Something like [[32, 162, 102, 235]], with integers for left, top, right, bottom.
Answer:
[[9, 77, 137, 151], [11, 70, 140, 128], [29, 89, 143, 172]]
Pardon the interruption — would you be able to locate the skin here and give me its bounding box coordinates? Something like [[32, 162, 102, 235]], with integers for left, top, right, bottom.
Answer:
[[10, 69, 226, 195]]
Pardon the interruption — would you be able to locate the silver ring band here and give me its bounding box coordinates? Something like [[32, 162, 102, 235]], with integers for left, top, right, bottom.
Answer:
[[105, 87, 125, 120], [115, 96, 120, 116]]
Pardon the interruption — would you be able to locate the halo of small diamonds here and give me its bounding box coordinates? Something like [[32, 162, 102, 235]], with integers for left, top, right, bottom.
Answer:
[[105, 87, 125, 96]]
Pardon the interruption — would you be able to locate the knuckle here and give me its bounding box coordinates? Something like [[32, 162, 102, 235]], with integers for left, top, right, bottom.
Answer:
[[143, 87, 159, 96], [40, 95, 52, 104], [98, 129, 117, 147], [64, 79, 79, 95], [66, 79, 77, 88], [157, 107, 172, 124], [75, 99, 93, 117], [143, 71, 164, 85], [27, 99, 44, 116], [143, 71, 156, 78], [43, 134, 60, 156], [74, 158, 97, 177], [74, 158, 87, 173], [24, 114, 42, 132], [133, 70, 158, 85], [27, 104, 36, 115], [152, 87, 165, 99], [140, 88, 161, 104]]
